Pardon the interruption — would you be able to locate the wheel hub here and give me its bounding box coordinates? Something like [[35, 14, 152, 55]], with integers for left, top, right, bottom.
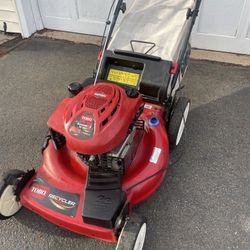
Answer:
[[0, 185, 22, 217]]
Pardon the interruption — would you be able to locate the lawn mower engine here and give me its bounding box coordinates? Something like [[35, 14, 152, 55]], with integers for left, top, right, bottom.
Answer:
[[49, 82, 143, 160], [69, 84, 144, 176]]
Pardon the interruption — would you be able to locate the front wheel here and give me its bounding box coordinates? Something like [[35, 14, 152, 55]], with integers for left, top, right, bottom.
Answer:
[[116, 214, 147, 250], [0, 169, 25, 219]]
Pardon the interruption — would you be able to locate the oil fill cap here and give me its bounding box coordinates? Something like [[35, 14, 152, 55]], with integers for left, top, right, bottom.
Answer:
[[149, 116, 160, 127]]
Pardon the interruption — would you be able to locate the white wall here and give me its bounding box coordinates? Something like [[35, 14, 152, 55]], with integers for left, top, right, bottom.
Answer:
[[0, 0, 21, 33], [15, 0, 43, 37], [192, 0, 250, 55], [14, 0, 250, 55]]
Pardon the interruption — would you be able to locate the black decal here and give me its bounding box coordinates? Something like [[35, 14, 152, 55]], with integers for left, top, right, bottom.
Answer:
[[69, 112, 95, 139], [30, 176, 80, 217]]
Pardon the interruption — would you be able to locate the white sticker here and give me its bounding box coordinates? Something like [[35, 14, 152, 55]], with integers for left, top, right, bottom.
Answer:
[[150, 147, 162, 164], [144, 104, 153, 110], [94, 92, 107, 98]]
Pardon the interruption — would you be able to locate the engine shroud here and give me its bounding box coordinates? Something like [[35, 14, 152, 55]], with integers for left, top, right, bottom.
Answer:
[[48, 83, 143, 155]]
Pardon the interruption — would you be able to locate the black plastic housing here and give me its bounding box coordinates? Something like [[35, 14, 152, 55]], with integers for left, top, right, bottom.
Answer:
[[98, 50, 172, 104], [83, 165, 126, 229], [83, 189, 126, 229]]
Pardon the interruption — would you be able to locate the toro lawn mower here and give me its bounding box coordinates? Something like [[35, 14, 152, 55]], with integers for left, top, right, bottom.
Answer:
[[0, 0, 201, 249]]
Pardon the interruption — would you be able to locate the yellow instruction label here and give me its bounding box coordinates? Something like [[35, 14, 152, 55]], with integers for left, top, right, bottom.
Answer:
[[107, 69, 140, 86]]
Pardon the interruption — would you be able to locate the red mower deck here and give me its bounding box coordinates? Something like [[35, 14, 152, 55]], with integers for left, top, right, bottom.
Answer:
[[20, 101, 168, 242]]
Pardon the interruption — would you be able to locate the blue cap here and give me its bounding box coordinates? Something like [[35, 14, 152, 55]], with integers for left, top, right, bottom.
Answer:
[[149, 116, 160, 127]]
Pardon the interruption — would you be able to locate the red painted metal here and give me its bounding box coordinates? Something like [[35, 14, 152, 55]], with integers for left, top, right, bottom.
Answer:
[[48, 83, 142, 155], [20, 83, 169, 243], [170, 62, 179, 75], [98, 51, 103, 61]]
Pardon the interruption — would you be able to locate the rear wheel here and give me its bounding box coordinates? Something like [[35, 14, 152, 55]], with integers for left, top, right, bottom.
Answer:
[[116, 214, 147, 250], [0, 169, 25, 219], [168, 97, 191, 149]]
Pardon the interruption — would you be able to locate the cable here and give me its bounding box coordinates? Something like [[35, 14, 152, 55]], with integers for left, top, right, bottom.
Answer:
[[125, 168, 167, 192], [125, 144, 185, 192], [99, 0, 117, 51]]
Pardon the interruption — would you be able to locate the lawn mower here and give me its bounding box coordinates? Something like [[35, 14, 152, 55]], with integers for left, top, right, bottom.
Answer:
[[0, 0, 201, 249]]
